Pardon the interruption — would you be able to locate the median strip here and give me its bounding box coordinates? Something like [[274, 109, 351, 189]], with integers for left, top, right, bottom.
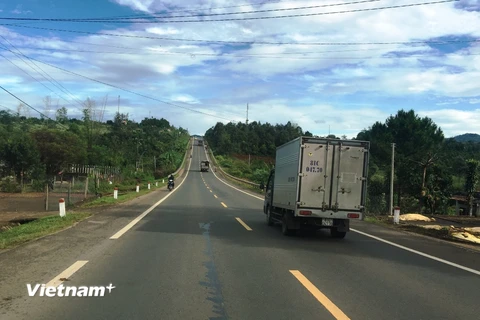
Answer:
[[290, 270, 350, 320], [46, 260, 89, 288], [235, 217, 252, 231]]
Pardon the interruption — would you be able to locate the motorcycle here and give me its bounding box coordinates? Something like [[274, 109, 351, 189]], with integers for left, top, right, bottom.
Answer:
[[167, 178, 174, 191]]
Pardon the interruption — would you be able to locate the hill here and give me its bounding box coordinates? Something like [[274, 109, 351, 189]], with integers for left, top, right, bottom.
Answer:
[[453, 133, 480, 143]]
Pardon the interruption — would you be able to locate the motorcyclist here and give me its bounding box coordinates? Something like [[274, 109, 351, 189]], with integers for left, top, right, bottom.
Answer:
[[168, 174, 174, 188]]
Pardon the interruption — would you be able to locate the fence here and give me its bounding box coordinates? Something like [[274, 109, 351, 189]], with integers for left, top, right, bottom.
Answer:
[[65, 164, 120, 177], [0, 138, 194, 214], [45, 176, 97, 211]]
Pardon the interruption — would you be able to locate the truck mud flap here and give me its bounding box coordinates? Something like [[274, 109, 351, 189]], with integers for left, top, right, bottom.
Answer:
[[334, 219, 349, 232]]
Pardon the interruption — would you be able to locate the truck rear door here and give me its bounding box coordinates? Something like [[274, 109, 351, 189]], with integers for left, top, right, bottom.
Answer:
[[330, 141, 369, 211], [298, 140, 332, 209], [298, 139, 369, 212]]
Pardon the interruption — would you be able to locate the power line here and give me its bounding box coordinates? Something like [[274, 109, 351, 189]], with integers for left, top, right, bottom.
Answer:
[[0, 37, 85, 110], [0, 45, 87, 114], [0, 0, 384, 22], [91, 0, 305, 19], [9, 45, 475, 60], [21, 56, 242, 121], [0, 0, 455, 24], [0, 84, 67, 128], [16, 42, 399, 54], [107, 0, 459, 24], [4, 23, 476, 46]]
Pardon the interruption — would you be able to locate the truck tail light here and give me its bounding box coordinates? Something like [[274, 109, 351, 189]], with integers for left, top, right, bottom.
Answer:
[[347, 213, 360, 218], [299, 210, 312, 216]]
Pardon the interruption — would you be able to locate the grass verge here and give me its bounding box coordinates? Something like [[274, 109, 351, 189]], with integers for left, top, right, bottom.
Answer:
[[0, 212, 92, 249], [81, 182, 168, 208], [219, 173, 265, 196], [363, 215, 480, 246], [396, 224, 451, 241]]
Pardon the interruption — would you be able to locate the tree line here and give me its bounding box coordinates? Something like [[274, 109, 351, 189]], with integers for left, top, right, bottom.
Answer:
[[0, 102, 190, 192], [204, 110, 480, 215]]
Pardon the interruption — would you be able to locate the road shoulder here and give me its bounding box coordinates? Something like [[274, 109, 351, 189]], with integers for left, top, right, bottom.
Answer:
[[0, 167, 190, 311]]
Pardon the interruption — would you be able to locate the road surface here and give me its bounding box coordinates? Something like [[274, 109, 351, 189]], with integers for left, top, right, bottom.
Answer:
[[1, 143, 480, 320]]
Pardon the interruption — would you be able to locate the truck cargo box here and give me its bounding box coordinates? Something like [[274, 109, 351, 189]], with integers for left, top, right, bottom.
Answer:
[[273, 136, 369, 215]]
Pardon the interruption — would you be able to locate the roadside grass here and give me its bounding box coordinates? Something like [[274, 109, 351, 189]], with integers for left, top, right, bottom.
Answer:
[[364, 215, 384, 224], [219, 173, 265, 196], [363, 215, 480, 246], [0, 212, 92, 249], [81, 181, 168, 208], [397, 224, 451, 241]]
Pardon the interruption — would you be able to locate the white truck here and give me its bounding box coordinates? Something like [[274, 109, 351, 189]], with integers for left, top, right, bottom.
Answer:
[[262, 136, 370, 238]]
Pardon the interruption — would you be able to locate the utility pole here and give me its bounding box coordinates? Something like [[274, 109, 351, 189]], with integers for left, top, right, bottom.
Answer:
[[246, 103, 250, 166], [117, 95, 120, 114], [389, 143, 396, 215]]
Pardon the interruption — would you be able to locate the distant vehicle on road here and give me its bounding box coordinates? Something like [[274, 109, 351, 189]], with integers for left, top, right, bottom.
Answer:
[[262, 136, 370, 238], [200, 160, 210, 172]]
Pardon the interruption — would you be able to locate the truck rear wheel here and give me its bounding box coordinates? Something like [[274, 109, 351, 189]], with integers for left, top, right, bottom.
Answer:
[[282, 215, 295, 236], [330, 228, 346, 239], [266, 206, 274, 226]]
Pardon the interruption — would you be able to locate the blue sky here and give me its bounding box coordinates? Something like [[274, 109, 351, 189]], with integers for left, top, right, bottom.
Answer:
[[0, 0, 480, 138]]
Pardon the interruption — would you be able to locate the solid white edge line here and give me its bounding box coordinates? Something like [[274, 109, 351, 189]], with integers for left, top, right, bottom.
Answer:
[[350, 228, 480, 276], [204, 144, 480, 276], [110, 147, 193, 240], [204, 147, 264, 200], [45, 260, 89, 288]]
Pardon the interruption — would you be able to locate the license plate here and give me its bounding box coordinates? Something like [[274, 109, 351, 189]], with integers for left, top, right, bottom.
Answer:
[[322, 218, 333, 226]]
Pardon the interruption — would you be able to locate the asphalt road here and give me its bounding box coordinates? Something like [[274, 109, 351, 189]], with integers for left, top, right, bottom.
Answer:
[[1, 143, 480, 320]]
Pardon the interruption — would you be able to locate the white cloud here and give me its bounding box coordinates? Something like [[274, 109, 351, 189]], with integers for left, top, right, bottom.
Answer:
[[418, 109, 480, 137], [170, 94, 200, 104], [1, 0, 480, 137]]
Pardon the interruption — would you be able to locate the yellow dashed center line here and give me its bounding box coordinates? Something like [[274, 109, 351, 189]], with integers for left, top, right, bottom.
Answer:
[[290, 270, 350, 320], [214, 195, 218, 198], [235, 217, 252, 231], [221, 202, 227, 208], [210, 190, 213, 193]]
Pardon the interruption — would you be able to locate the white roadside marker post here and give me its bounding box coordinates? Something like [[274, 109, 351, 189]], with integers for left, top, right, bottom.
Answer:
[[59, 198, 66, 217]]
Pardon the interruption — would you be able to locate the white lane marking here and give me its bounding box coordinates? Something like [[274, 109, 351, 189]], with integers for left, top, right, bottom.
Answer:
[[110, 154, 193, 239], [203, 147, 264, 200], [235, 217, 252, 231], [46, 260, 89, 288], [351, 228, 480, 276], [204, 147, 480, 276]]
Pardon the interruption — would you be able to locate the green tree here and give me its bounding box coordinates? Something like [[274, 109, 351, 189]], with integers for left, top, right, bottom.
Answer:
[[357, 109, 445, 213], [56, 107, 68, 123], [31, 128, 87, 177], [1, 130, 41, 189], [465, 159, 479, 217]]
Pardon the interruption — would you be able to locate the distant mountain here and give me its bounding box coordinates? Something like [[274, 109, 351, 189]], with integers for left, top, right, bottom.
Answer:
[[453, 133, 480, 143]]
